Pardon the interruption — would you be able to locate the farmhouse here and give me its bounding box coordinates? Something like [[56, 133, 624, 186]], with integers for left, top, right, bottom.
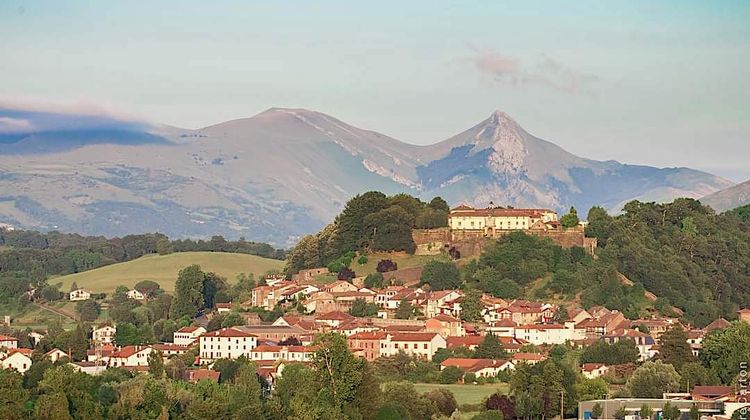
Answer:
[[69, 288, 92, 301]]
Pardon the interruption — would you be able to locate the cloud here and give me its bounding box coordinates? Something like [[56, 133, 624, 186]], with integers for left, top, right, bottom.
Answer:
[[0, 94, 146, 122], [473, 50, 598, 94], [0, 117, 33, 134]]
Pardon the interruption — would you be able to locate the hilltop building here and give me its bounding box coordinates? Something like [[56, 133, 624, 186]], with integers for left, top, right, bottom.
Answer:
[[448, 205, 559, 234]]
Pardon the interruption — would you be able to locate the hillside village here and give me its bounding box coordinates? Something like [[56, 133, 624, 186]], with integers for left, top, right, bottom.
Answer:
[[1, 203, 750, 419]]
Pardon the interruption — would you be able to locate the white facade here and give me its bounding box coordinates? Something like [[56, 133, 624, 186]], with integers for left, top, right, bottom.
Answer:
[[69, 289, 92, 301], [381, 333, 447, 360], [0, 335, 18, 349], [174, 326, 206, 346], [126, 289, 145, 300], [514, 324, 581, 345], [93, 326, 116, 345], [249, 345, 314, 362], [109, 346, 153, 368], [2, 351, 32, 373], [198, 327, 258, 364]]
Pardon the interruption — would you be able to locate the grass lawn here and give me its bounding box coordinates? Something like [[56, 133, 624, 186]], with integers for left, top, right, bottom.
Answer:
[[51, 252, 285, 294], [352, 252, 450, 278], [413, 383, 509, 406]]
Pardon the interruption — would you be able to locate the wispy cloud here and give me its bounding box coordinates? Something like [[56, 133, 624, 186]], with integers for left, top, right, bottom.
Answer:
[[0, 117, 34, 134], [473, 50, 598, 95]]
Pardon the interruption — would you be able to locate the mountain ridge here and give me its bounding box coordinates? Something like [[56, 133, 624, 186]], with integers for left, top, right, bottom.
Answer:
[[0, 106, 735, 246]]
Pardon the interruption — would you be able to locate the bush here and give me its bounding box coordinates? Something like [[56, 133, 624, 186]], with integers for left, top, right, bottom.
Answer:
[[357, 255, 368, 265], [471, 411, 503, 420], [464, 372, 477, 384], [338, 267, 356, 281], [438, 366, 464, 384], [364, 272, 385, 289], [376, 259, 398, 273]]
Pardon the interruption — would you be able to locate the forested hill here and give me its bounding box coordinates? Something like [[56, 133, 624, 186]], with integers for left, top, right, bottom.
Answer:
[[0, 230, 285, 288], [586, 199, 750, 325]]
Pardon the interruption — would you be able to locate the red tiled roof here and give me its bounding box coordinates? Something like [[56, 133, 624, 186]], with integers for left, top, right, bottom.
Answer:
[[315, 311, 355, 321], [446, 336, 483, 348], [0, 335, 18, 342], [349, 331, 388, 340], [450, 207, 555, 218], [187, 369, 220, 382], [8, 348, 33, 356], [431, 314, 460, 323], [441, 358, 511, 372], [202, 327, 257, 338], [112, 345, 150, 359], [517, 324, 565, 330], [581, 363, 606, 372], [512, 352, 545, 361], [388, 332, 439, 342], [152, 343, 188, 352], [177, 326, 201, 333]]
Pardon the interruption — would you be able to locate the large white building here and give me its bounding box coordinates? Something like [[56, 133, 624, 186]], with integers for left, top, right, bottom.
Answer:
[[93, 326, 116, 345], [174, 326, 206, 346], [449, 205, 558, 234], [198, 327, 258, 364], [381, 332, 447, 361], [1, 349, 33, 373]]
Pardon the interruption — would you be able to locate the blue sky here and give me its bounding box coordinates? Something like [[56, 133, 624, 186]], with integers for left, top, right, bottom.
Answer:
[[1, 1, 749, 180]]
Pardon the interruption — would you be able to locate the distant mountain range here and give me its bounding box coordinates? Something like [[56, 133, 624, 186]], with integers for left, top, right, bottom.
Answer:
[[701, 180, 750, 212], [0, 107, 735, 246]]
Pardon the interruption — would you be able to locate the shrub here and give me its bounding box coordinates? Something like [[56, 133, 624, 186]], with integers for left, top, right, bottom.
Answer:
[[376, 259, 398, 273]]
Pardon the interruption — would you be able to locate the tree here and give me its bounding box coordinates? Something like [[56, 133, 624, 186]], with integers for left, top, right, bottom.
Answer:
[[658, 326, 696, 370], [614, 406, 628, 420], [156, 238, 173, 255], [428, 197, 450, 213], [0, 370, 29, 420], [679, 361, 719, 390], [689, 404, 700, 420], [627, 360, 681, 398], [228, 363, 264, 418], [420, 260, 461, 290], [485, 393, 516, 420], [460, 289, 483, 322], [148, 350, 164, 379], [376, 259, 398, 273], [364, 272, 385, 289], [381, 381, 438, 420], [75, 300, 100, 322], [471, 412, 503, 420], [561, 206, 580, 229], [662, 401, 681, 420], [312, 332, 366, 411], [134, 280, 161, 297], [350, 298, 378, 317], [475, 333, 507, 359], [395, 299, 414, 319], [170, 265, 205, 319], [424, 388, 458, 417], [592, 403, 603, 419], [575, 378, 608, 401], [438, 366, 464, 384], [700, 321, 750, 384], [338, 266, 356, 281], [640, 404, 654, 420], [221, 312, 245, 328], [580, 339, 639, 365]]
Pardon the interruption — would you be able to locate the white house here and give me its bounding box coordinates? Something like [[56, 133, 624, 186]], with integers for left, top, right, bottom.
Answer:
[[44, 348, 69, 363], [440, 358, 515, 378], [69, 289, 92, 301], [0, 334, 18, 349], [93, 325, 116, 345], [173, 326, 206, 346], [198, 327, 258, 364], [581, 363, 609, 379], [108, 345, 153, 368], [1, 349, 33, 373], [69, 361, 107, 375], [382, 332, 447, 360], [514, 323, 578, 345], [249, 345, 315, 363], [126, 289, 145, 300]]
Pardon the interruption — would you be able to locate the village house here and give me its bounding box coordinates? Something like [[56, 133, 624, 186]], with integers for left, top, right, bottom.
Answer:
[[514, 323, 579, 346], [424, 290, 463, 318], [425, 314, 464, 337], [249, 345, 315, 362], [237, 324, 307, 343], [152, 343, 191, 357], [173, 326, 207, 346], [487, 300, 555, 325], [0, 334, 18, 349], [382, 332, 447, 360], [69, 361, 107, 375], [93, 325, 117, 345], [440, 358, 514, 378], [374, 286, 406, 308], [198, 327, 258, 364], [486, 319, 518, 337], [576, 310, 627, 338], [303, 291, 338, 313], [704, 318, 732, 333], [216, 303, 233, 314], [566, 308, 593, 324], [44, 348, 69, 363], [1, 348, 33, 373], [602, 329, 656, 361], [109, 345, 153, 368], [126, 289, 145, 300], [738, 309, 750, 323], [320, 280, 359, 294], [87, 344, 116, 364], [291, 267, 329, 283], [314, 311, 355, 329], [511, 352, 546, 366], [348, 331, 388, 361], [334, 318, 379, 337], [581, 363, 609, 379], [183, 369, 221, 383], [69, 288, 92, 301]]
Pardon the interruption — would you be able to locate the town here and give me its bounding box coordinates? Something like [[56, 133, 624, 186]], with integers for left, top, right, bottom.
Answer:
[[1, 201, 749, 420]]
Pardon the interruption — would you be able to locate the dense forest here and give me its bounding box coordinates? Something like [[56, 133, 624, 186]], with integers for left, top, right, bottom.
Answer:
[[586, 199, 750, 326], [285, 192, 450, 274]]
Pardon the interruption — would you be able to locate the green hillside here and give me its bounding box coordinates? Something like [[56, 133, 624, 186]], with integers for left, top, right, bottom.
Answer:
[[52, 252, 284, 294]]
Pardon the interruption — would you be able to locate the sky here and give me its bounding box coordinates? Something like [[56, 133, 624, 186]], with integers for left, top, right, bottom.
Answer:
[[1, 1, 749, 181]]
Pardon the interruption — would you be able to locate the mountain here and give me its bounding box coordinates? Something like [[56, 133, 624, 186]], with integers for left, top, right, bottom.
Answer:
[[0, 107, 734, 246], [700, 179, 750, 212]]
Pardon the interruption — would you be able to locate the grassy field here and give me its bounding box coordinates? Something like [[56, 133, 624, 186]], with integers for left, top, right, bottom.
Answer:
[[413, 383, 509, 405], [353, 252, 449, 277], [52, 252, 285, 294], [5, 301, 78, 330]]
